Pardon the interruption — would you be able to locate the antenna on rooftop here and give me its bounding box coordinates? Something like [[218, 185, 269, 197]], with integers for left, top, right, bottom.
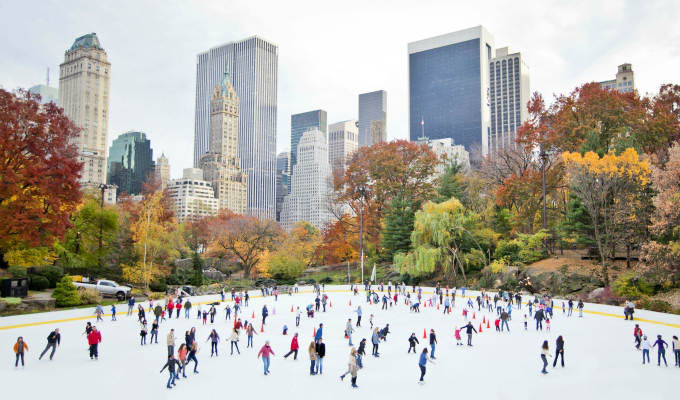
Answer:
[[46, 67, 50, 87]]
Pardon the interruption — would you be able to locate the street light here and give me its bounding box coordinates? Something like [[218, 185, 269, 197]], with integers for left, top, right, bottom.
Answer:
[[356, 185, 367, 284]]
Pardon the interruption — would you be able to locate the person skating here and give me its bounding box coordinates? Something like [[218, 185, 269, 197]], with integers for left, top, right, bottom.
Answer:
[[13, 337, 28, 367], [88, 326, 102, 360], [246, 322, 257, 348], [534, 308, 545, 331], [418, 348, 433, 383], [167, 328, 176, 357], [38, 328, 61, 361], [460, 322, 477, 346], [177, 343, 188, 378], [295, 307, 301, 327], [229, 328, 241, 355], [500, 310, 510, 332], [207, 329, 220, 357], [340, 347, 359, 388], [308, 341, 317, 375], [672, 336, 680, 367], [355, 306, 362, 327], [540, 340, 551, 374], [257, 341, 275, 375], [284, 333, 299, 360], [356, 339, 366, 368], [315, 338, 326, 374], [160, 354, 181, 389], [371, 328, 380, 357], [408, 332, 419, 353], [315, 323, 323, 342], [642, 335, 651, 364], [111, 305, 116, 321], [262, 304, 269, 326], [187, 342, 199, 373], [577, 300, 584, 317], [634, 324, 643, 350], [653, 335, 668, 366], [140, 322, 148, 345], [150, 320, 159, 344], [429, 329, 437, 359], [346, 318, 354, 346], [553, 336, 565, 367]]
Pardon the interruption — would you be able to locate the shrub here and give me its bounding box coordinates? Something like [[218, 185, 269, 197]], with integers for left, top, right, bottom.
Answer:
[[8, 265, 27, 278], [77, 288, 102, 305], [490, 259, 507, 274], [149, 280, 167, 293], [39, 266, 64, 288], [52, 276, 81, 307], [268, 253, 306, 281], [148, 292, 166, 300], [636, 298, 673, 313], [319, 276, 333, 284], [612, 272, 655, 300], [29, 275, 50, 291], [494, 240, 520, 264]]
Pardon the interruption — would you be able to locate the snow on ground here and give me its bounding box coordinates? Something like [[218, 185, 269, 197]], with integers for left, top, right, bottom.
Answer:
[[1, 286, 678, 400]]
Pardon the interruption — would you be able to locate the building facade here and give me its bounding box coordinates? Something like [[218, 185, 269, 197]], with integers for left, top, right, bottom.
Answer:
[[106, 131, 154, 196], [275, 151, 291, 222], [408, 26, 495, 160], [488, 47, 530, 154], [599, 63, 635, 93], [328, 120, 358, 177], [194, 36, 278, 219], [290, 109, 327, 168], [167, 168, 219, 222], [28, 84, 58, 104], [155, 153, 170, 190], [199, 72, 247, 215], [358, 90, 387, 147], [280, 129, 334, 231], [58, 33, 111, 186], [418, 137, 471, 176]]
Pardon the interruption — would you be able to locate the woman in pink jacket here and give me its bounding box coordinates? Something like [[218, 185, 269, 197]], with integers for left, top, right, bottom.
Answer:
[[257, 340, 275, 375]]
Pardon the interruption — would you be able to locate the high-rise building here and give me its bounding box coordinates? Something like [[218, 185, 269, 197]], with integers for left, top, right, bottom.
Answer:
[[328, 120, 358, 177], [290, 110, 327, 168], [194, 36, 278, 220], [280, 129, 334, 231], [167, 168, 219, 222], [408, 26, 495, 160], [358, 90, 387, 147], [417, 136, 470, 176], [599, 63, 635, 93], [488, 47, 530, 154], [58, 33, 111, 186], [107, 131, 155, 196], [155, 153, 170, 190], [199, 72, 248, 215], [275, 151, 291, 222]]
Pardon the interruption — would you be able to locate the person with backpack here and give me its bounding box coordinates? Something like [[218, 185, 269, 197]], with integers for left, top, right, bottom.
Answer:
[[283, 332, 299, 360], [553, 336, 565, 367], [38, 329, 61, 361], [429, 329, 437, 359], [13, 337, 28, 367], [408, 332, 419, 353]]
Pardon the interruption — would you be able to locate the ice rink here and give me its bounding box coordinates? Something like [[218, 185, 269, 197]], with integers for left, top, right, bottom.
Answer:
[[1, 285, 678, 399]]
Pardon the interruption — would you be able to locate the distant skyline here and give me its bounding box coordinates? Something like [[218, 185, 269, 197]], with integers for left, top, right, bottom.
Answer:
[[1, 0, 679, 178]]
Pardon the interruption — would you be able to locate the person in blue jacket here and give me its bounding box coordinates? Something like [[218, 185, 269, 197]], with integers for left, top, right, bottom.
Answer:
[[314, 323, 323, 342], [653, 335, 668, 366], [371, 328, 380, 357], [419, 348, 432, 383], [262, 305, 269, 326]]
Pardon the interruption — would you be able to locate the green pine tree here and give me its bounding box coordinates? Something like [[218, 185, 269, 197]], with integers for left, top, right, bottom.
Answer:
[[191, 252, 204, 287], [381, 196, 416, 263], [436, 161, 465, 202], [52, 276, 81, 307], [559, 194, 595, 247]]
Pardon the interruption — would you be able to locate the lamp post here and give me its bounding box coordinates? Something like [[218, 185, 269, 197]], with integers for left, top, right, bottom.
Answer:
[[357, 185, 367, 284]]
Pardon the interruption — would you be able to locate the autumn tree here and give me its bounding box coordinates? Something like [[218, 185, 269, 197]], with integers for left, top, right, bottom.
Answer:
[[563, 148, 651, 283], [207, 212, 283, 279], [316, 215, 358, 265], [0, 89, 82, 267], [265, 221, 321, 281]]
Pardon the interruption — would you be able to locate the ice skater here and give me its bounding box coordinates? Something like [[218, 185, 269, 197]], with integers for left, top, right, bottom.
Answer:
[[540, 340, 551, 374], [340, 347, 359, 388], [672, 336, 680, 367], [308, 341, 317, 375], [13, 337, 28, 367], [418, 348, 433, 383], [653, 335, 668, 366], [346, 318, 354, 346], [371, 328, 380, 357], [634, 324, 643, 349], [283, 333, 299, 360], [229, 328, 241, 355], [38, 328, 61, 361], [246, 322, 257, 348], [429, 329, 437, 359], [87, 326, 102, 360], [460, 322, 477, 346], [257, 340, 275, 375], [315, 338, 326, 374], [160, 354, 180, 389], [408, 332, 419, 353], [553, 336, 564, 367], [642, 335, 651, 364], [207, 329, 220, 356]]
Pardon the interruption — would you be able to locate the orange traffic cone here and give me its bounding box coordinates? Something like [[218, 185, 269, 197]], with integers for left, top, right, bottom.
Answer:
[[479, 323, 483, 333], [291, 306, 294, 312], [423, 328, 427, 339], [482, 316, 486, 324], [252, 312, 255, 319], [260, 324, 264, 333], [313, 328, 317, 337], [330, 301, 332, 308], [369, 300, 372, 305], [486, 320, 490, 329], [473, 312, 476, 319]]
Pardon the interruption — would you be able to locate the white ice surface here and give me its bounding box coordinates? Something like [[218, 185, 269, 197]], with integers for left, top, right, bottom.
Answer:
[[1, 286, 678, 400]]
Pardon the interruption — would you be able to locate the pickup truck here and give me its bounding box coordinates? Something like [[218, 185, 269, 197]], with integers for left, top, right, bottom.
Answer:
[[73, 279, 131, 301]]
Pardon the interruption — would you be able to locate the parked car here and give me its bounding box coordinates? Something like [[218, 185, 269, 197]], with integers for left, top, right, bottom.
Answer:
[[73, 279, 131, 301]]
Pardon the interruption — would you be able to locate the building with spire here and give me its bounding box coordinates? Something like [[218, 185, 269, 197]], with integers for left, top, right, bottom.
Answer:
[[280, 129, 334, 231], [199, 71, 248, 215], [58, 33, 111, 186], [155, 153, 170, 190]]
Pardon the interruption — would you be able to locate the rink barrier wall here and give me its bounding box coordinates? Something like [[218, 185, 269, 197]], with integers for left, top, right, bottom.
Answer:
[[1, 289, 679, 331]]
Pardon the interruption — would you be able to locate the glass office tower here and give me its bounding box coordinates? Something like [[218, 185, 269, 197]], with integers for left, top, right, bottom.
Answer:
[[290, 110, 327, 168]]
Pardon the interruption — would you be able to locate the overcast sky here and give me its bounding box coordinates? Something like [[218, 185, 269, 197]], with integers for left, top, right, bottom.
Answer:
[[2, 0, 679, 178]]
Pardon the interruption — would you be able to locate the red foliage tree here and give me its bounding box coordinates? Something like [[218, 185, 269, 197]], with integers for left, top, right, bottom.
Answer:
[[0, 89, 82, 266]]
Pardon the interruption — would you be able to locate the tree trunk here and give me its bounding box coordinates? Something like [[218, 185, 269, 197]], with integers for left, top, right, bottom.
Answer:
[[626, 243, 631, 270]]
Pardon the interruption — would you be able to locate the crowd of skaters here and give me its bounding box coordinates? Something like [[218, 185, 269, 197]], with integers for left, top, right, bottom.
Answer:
[[8, 281, 680, 389]]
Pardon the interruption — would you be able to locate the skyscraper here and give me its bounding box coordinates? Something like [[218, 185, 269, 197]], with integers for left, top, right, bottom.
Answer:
[[28, 85, 58, 104], [107, 131, 155, 196], [408, 26, 495, 159], [275, 151, 290, 222], [358, 90, 387, 147], [58, 33, 111, 185], [194, 36, 278, 219], [155, 153, 170, 190], [599, 63, 635, 93], [328, 120, 358, 177], [488, 47, 530, 154], [199, 72, 248, 215], [280, 129, 334, 231], [290, 110, 327, 168]]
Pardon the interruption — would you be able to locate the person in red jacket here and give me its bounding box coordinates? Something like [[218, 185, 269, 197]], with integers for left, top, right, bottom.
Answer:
[[634, 324, 643, 350], [283, 333, 299, 360], [257, 341, 275, 375], [88, 326, 102, 360]]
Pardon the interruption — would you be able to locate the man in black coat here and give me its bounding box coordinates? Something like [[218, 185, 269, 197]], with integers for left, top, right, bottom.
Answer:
[[39, 328, 61, 360]]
